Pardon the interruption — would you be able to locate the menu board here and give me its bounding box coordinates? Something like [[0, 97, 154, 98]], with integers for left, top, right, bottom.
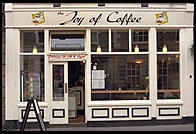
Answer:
[[92, 70, 105, 89]]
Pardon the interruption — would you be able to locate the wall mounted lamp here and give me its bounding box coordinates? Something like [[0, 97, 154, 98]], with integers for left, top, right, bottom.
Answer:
[[97, 45, 102, 53], [33, 46, 38, 53], [135, 45, 139, 53], [162, 44, 167, 53]]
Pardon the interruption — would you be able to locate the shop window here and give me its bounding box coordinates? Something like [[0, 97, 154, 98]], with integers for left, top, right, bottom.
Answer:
[[91, 29, 109, 52], [20, 30, 44, 53], [132, 30, 148, 52], [157, 29, 179, 52], [20, 55, 45, 102], [157, 54, 180, 99], [51, 34, 85, 51], [111, 29, 129, 52], [91, 55, 149, 100]]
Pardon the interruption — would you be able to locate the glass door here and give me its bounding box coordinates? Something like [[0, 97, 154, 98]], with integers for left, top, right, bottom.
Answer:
[[50, 62, 68, 124]]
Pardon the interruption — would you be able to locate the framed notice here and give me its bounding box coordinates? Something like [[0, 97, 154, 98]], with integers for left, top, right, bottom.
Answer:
[[92, 70, 105, 89]]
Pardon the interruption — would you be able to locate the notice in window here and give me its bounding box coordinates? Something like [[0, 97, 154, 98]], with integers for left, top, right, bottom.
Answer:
[[92, 80, 105, 89], [92, 70, 105, 80], [92, 70, 105, 89]]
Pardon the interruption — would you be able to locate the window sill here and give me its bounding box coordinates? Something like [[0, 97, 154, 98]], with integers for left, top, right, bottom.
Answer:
[[157, 99, 183, 106], [88, 100, 151, 107], [17, 102, 49, 108]]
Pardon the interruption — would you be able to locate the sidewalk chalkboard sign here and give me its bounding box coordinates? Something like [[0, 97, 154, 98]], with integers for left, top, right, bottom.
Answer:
[[20, 97, 47, 131]]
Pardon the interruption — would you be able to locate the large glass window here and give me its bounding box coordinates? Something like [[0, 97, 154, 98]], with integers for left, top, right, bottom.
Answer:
[[111, 29, 129, 52], [132, 30, 148, 52], [91, 55, 149, 100], [20, 30, 45, 102], [157, 29, 179, 52], [157, 54, 180, 99], [91, 29, 109, 52], [51, 33, 85, 51], [20, 30, 44, 53], [20, 55, 45, 101], [157, 29, 180, 99]]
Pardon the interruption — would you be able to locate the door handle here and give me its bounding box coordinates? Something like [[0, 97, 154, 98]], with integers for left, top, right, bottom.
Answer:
[[64, 83, 67, 93]]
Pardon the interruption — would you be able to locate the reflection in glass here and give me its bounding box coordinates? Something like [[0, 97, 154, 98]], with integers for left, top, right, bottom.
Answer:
[[132, 30, 148, 52], [91, 55, 149, 100], [157, 54, 180, 99], [51, 34, 85, 51], [20, 55, 44, 102], [111, 30, 129, 52], [157, 29, 179, 52], [53, 65, 64, 101], [20, 30, 44, 53], [91, 30, 109, 52]]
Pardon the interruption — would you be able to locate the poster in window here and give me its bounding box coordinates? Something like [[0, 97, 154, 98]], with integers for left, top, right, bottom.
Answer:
[[23, 71, 40, 100]]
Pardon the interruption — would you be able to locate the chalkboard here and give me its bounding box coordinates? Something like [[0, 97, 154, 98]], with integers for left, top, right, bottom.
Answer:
[[20, 97, 47, 131]]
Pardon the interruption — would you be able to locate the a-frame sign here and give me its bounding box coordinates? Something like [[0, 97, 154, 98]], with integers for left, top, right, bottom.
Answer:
[[20, 97, 47, 131]]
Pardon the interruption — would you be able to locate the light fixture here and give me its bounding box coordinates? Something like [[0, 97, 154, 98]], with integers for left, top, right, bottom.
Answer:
[[96, 45, 102, 53], [135, 45, 139, 53], [136, 59, 142, 64], [141, 3, 148, 7], [162, 44, 167, 53], [162, 59, 165, 64], [33, 46, 37, 53], [53, 3, 61, 7], [168, 56, 171, 61]]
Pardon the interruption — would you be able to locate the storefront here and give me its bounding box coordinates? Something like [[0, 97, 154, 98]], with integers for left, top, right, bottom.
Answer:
[[5, 3, 194, 127]]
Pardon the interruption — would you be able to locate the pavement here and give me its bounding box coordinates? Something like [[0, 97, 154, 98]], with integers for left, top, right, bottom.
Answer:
[[5, 123, 194, 131]]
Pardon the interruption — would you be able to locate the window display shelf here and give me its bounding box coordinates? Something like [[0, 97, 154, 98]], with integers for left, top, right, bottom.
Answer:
[[91, 89, 179, 94], [91, 89, 149, 94], [157, 89, 180, 93]]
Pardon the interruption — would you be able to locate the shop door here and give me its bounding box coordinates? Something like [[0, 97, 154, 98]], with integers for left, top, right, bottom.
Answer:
[[50, 62, 68, 124]]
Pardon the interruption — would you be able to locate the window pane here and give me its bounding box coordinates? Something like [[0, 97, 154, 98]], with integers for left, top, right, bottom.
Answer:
[[157, 29, 179, 52], [111, 30, 129, 52], [20, 30, 44, 53], [91, 29, 109, 52], [20, 55, 44, 101], [53, 65, 64, 101], [91, 55, 149, 100], [51, 34, 85, 51], [132, 30, 148, 52], [157, 54, 180, 99]]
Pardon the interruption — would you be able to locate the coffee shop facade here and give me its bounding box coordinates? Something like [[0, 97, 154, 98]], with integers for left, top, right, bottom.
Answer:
[[5, 3, 194, 126]]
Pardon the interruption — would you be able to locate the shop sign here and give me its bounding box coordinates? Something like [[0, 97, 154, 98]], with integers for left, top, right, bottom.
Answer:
[[48, 54, 87, 61], [57, 11, 142, 25], [8, 10, 191, 26]]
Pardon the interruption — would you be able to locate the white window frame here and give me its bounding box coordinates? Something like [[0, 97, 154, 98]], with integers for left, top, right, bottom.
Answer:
[[19, 29, 45, 102], [156, 28, 181, 100]]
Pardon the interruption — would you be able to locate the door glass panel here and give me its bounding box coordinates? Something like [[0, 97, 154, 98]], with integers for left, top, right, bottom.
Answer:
[[53, 65, 64, 101]]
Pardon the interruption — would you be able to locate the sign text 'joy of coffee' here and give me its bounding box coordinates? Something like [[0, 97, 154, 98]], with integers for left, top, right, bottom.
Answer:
[[57, 11, 142, 25]]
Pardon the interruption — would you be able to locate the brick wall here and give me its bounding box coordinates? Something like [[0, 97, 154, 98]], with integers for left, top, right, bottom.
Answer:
[[2, 3, 5, 129]]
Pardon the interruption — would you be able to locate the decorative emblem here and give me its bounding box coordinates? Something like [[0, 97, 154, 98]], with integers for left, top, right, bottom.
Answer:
[[32, 11, 46, 25], [156, 11, 168, 25]]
